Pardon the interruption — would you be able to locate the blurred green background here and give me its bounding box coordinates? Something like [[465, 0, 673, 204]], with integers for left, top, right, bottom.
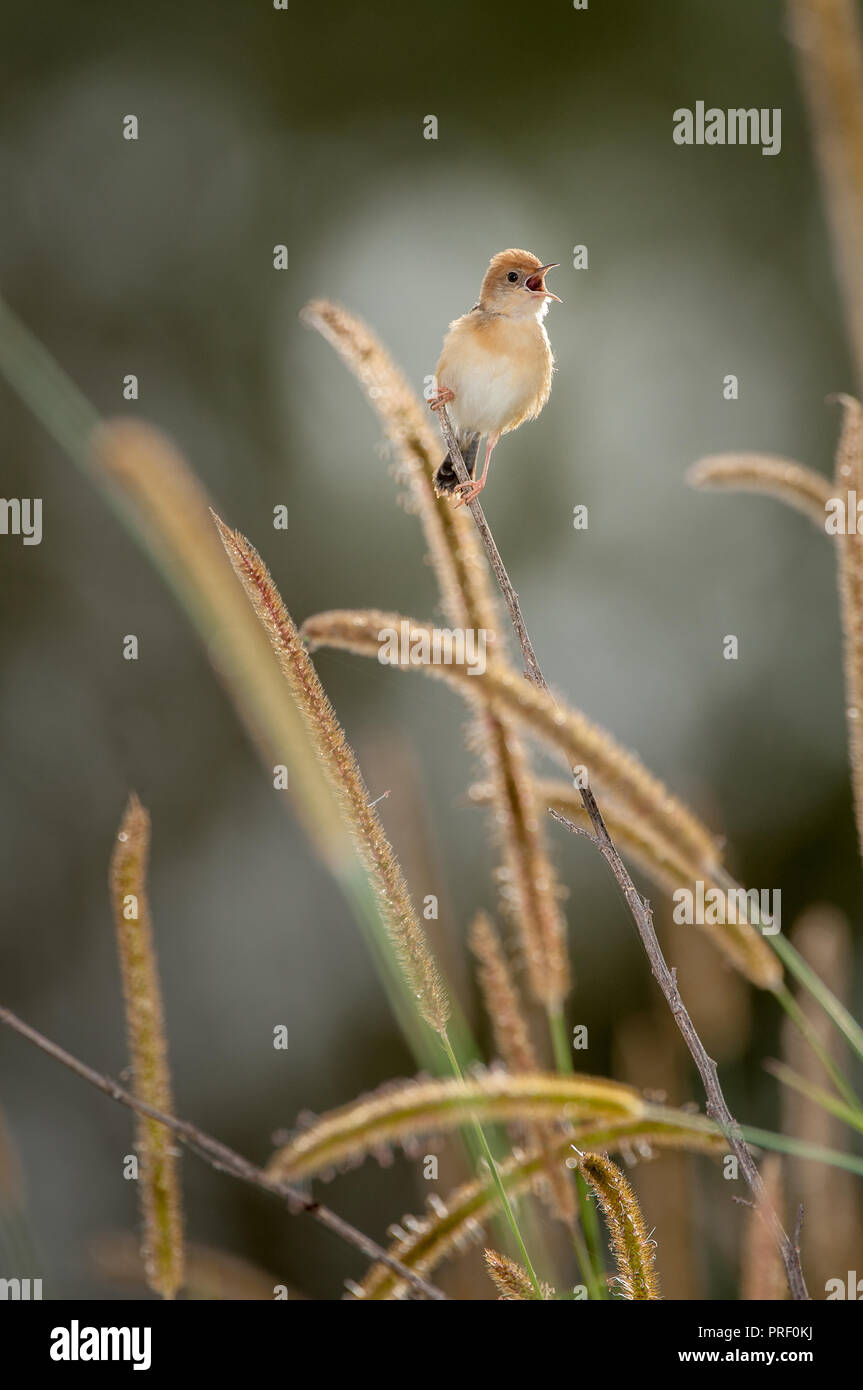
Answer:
[[0, 0, 860, 1299]]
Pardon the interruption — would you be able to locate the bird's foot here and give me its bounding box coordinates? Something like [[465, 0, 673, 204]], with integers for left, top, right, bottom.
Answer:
[[453, 480, 484, 507], [427, 387, 455, 412]]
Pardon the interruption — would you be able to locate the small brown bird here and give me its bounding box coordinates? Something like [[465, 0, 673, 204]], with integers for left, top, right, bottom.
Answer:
[[428, 248, 561, 506]]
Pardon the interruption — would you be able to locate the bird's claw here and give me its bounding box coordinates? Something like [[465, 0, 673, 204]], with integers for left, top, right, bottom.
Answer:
[[427, 388, 455, 412], [453, 482, 483, 508]]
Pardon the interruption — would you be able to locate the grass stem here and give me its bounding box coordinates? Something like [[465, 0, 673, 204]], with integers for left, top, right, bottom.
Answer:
[[547, 1007, 606, 1299], [439, 1033, 544, 1299]]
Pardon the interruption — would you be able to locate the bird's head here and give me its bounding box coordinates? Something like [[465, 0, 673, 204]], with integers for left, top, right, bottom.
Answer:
[[479, 249, 561, 318]]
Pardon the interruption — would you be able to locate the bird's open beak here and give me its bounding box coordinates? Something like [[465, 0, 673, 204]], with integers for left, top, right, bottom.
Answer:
[[525, 263, 562, 302]]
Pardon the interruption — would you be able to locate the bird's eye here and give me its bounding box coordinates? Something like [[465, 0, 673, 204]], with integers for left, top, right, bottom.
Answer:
[[506, 271, 519, 283]]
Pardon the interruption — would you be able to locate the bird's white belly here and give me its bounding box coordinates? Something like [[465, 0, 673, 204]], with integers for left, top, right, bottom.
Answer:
[[446, 345, 539, 438]]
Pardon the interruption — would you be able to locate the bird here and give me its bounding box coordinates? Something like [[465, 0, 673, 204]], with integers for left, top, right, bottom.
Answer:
[[428, 248, 561, 507]]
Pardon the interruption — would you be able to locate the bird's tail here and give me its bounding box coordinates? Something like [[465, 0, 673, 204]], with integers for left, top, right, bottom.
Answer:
[[434, 434, 480, 496]]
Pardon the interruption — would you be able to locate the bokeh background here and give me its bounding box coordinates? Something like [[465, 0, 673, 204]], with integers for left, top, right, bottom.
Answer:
[[0, 0, 861, 1299]]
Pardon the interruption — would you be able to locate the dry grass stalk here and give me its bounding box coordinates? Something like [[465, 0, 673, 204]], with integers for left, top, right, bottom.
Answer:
[[469, 912, 575, 1223], [213, 515, 450, 1036], [833, 395, 863, 861], [109, 794, 184, 1300], [352, 1113, 725, 1299], [741, 1155, 788, 1301], [469, 912, 538, 1074], [687, 454, 833, 527], [484, 1248, 553, 1299], [471, 776, 690, 888], [304, 299, 570, 1019], [306, 607, 781, 988], [267, 1072, 647, 1181], [301, 609, 721, 874], [265, 1071, 724, 1183], [576, 1151, 660, 1300], [471, 777, 781, 989], [614, 1011, 698, 1299], [787, 0, 863, 390], [470, 723, 570, 1009], [301, 299, 498, 631], [92, 421, 357, 871], [477, 718, 571, 1016]]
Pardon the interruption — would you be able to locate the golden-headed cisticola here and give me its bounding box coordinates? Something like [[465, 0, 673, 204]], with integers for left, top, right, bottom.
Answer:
[[429, 248, 561, 506]]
